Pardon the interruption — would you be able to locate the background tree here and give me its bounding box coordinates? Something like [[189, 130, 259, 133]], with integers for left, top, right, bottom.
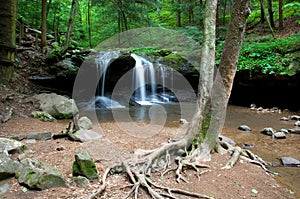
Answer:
[[278, 0, 283, 30], [41, 0, 47, 51], [0, 0, 17, 84], [62, 0, 78, 52]]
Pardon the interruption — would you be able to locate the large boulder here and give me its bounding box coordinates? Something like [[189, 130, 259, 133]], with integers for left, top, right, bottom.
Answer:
[[16, 158, 67, 190], [34, 93, 78, 119], [52, 58, 79, 78], [73, 151, 98, 180]]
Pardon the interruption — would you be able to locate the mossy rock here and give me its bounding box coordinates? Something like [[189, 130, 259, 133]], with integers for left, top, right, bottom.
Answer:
[[72, 151, 98, 180]]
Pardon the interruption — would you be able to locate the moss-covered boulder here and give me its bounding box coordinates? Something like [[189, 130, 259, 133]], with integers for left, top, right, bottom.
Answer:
[[16, 158, 67, 190], [73, 151, 98, 180]]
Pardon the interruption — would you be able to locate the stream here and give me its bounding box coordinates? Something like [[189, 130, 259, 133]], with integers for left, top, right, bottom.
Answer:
[[223, 105, 300, 198], [84, 104, 300, 197]]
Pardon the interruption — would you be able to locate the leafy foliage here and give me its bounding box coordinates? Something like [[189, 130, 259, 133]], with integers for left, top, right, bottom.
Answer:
[[237, 35, 300, 75], [16, 0, 300, 76]]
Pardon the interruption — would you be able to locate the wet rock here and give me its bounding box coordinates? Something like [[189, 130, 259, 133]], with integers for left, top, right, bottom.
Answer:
[[280, 117, 289, 121], [281, 157, 300, 167], [290, 115, 300, 121], [241, 143, 255, 148], [78, 116, 93, 130], [0, 138, 27, 154], [179, 118, 188, 125], [16, 158, 67, 190], [33, 93, 78, 119], [238, 125, 251, 131], [73, 151, 98, 180], [250, 104, 256, 110], [270, 107, 279, 113], [71, 176, 90, 187], [273, 132, 286, 139], [288, 129, 300, 134], [280, 129, 289, 134], [294, 121, 300, 127], [261, 127, 276, 136], [219, 135, 236, 146], [257, 107, 264, 111]]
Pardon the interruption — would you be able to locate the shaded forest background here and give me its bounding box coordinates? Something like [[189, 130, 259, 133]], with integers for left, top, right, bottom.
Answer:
[[17, 0, 300, 75]]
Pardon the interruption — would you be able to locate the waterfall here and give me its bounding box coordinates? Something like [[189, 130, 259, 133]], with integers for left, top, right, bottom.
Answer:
[[95, 51, 120, 96], [131, 54, 157, 103], [93, 51, 178, 108]]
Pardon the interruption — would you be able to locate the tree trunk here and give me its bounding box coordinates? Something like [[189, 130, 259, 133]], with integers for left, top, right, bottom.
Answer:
[[222, 0, 227, 26], [260, 0, 265, 23], [278, 0, 283, 30], [87, 0, 92, 48], [191, 0, 218, 162], [62, 0, 77, 52], [189, 0, 251, 162], [176, 0, 182, 27], [0, 0, 17, 84], [267, 0, 274, 28], [41, 0, 47, 51]]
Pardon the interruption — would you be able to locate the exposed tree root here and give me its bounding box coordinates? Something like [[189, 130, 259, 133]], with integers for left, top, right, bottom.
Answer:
[[87, 138, 274, 199]]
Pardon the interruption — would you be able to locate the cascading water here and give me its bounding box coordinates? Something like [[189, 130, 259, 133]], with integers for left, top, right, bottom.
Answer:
[[95, 51, 120, 96], [94, 51, 125, 108], [131, 54, 157, 104], [93, 51, 177, 108]]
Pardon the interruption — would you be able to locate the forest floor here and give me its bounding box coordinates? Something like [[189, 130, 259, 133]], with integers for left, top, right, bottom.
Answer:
[[0, 17, 300, 199], [0, 115, 296, 199]]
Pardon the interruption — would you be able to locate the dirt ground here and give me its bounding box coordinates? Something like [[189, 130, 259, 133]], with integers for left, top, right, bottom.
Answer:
[[0, 113, 296, 199]]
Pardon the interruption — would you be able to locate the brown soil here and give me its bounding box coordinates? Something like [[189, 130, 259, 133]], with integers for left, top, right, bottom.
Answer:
[[0, 114, 296, 199]]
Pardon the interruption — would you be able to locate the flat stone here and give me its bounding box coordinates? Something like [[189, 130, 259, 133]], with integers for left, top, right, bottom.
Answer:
[[26, 132, 52, 140], [281, 157, 300, 167], [273, 132, 286, 139], [280, 117, 289, 121], [261, 127, 276, 136], [74, 129, 102, 142], [288, 129, 300, 134], [238, 125, 251, 131], [219, 135, 236, 146]]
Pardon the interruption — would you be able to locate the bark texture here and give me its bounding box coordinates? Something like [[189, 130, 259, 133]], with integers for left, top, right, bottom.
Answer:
[[219, 0, 251, 99], [0, 0, 17, 83], [63, 0, 77, 52], [41, 0, 47, 50]]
